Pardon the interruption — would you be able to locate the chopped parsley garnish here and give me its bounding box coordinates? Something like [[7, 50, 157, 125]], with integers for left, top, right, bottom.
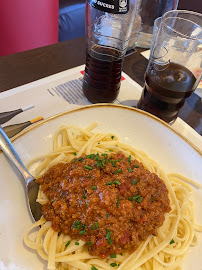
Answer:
[[91, 266, 98, 270], [79, 230, 86, 235], [65, 240, 71, 247], [90, 222, 98, 229], [87, 241, 92, 246], [73, 159, 76, 163], [111, 159, 118, 165], [75, 242, 79, 245], [112, 161, 117, 167], [106, 229, 111, 239], [110, 263, 117, 267], [120, 252, 123, 256], [128, 155, 131, 163], [170, 239, 175, 245], [96, 159, 105, 168], [89, 153, 120, 169], [73, 152, 77, 155], [72, 221, 82, 230], [108, 238, 112, 245], [127, 168, 133, 172], [151, 197, 154, 202], [110, 254, 117, 258], [106, 213, 110, 217], [129, 195, 141, 200], [106, 229, 112, 245], [91, 186, 97, 190], [77, 157, 84, 162], [72, 221, 81, 226], [134, 164, 139, 168], [136, 196, 143, 203], [128, 194, 143, 202], [113, 168, 122, 174], [109, 149, 113, 152], [111, 136, 115, 139], [82, 195, 87, 199], [132, 179, 139, 185], [95, 222, 99, 228], [86, 154, 96, 159], [86, 201, 89, 207], [84, 165, 93, 170], [106, 182, 113, 185], [114, 179, 121, 185], [117, 197, 120, 208]]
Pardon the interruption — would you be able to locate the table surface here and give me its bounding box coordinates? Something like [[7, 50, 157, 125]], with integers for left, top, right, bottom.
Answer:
[[0, 36, 201, 135]]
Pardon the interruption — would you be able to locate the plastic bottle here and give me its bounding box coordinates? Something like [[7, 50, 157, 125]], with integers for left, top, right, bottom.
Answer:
[[83, 0, 138, 103]]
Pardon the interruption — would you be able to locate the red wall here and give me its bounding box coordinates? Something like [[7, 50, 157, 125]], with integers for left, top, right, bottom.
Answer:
[[0, 0, 59, 57]]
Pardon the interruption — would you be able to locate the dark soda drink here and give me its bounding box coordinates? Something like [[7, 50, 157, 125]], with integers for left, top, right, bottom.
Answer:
[[83, 46, 124, 103], [137, 62, 196, 123]]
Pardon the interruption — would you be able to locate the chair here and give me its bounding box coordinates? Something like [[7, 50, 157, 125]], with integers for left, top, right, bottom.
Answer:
[[0, 0, 59, 57], [59, 0, 85, 42]]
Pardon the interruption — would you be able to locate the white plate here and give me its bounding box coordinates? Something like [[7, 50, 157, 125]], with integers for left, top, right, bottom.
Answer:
[[0, 104, 201, 270]]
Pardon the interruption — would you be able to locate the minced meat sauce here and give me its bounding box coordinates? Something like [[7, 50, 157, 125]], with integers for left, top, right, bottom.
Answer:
[[36, 152, 171, 258]]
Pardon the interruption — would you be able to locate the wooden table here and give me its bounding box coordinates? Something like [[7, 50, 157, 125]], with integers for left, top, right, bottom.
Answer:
[[0, 36, 201, 135]]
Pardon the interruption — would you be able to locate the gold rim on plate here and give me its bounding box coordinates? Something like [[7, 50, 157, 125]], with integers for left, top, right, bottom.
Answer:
[[2, 104, 201, 156]]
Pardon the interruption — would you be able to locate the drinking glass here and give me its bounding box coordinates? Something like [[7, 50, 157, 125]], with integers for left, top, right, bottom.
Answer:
[[136, 0, 179, 48], [137, 10, 202, 123]]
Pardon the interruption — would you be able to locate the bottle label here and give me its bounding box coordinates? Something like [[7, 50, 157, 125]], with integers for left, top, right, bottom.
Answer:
[[87, 0, 129, 14]]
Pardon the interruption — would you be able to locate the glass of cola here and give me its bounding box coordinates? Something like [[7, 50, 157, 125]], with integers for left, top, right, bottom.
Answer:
[[137, 10, 202, 123]]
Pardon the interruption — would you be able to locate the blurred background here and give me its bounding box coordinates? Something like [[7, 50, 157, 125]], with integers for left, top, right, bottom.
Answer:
[[0, 0, 201, 57]]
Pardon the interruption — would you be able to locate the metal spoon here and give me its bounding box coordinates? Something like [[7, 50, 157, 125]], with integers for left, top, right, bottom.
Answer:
[[0, 125, 41, 222]]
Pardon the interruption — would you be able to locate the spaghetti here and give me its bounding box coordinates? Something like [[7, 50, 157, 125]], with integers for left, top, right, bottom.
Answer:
[[24, 122, 202, 270]]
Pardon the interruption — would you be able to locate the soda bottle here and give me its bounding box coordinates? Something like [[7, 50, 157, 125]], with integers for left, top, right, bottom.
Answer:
[[83, 0, 138, 103]]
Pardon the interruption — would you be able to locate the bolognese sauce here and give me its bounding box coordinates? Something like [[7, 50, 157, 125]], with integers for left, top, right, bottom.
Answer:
[[36, 152, 171, 258]]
